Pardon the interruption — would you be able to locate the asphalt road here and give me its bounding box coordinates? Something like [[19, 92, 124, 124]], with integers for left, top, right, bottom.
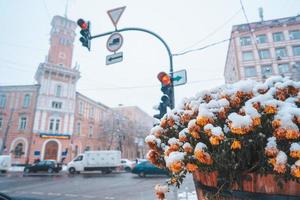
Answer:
[[0, 172, 196, 200]]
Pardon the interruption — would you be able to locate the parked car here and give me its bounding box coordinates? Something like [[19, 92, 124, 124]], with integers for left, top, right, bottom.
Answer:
[[0, 155, 11, 173], [67, 151, 121, 174], [24, 160, 62, 173], [120, 159, 135, 172], [131, 160, 168, 177]]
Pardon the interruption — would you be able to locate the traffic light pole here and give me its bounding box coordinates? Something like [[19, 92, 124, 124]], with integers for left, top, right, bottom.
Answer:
[[90, 27, 175, 109]]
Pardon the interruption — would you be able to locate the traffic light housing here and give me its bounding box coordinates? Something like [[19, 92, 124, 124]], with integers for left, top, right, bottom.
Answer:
[[154, 72, 173, 119], [77, 19, 91, 51]]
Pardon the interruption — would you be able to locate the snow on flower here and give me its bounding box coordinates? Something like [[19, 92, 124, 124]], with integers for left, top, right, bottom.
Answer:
[[145, 135, 157, 143], [211, 127, 223, 137], [276, 151, 287, 164], [165, 152, 185, 168], [290, 143, 300, 151], [228, 113, 252, 128], [195, 142, 207, 151]]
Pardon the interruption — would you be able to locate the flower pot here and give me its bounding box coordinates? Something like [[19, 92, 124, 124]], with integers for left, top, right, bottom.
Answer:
[[193, 170, 300, 200]]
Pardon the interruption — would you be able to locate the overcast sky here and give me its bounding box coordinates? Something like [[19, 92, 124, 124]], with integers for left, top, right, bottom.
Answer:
[[0, 0, 300, 115]]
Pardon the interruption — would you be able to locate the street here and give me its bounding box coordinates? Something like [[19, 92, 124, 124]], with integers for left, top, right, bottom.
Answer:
[[0, 172, 196, 200]]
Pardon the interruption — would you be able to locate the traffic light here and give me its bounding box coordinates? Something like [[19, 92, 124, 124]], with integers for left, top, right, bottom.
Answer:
[[77, 19, 91, 51], [153, 72, 173, 119]]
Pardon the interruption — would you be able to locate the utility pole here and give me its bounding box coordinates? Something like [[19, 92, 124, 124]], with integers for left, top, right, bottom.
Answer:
[[0, 108, 14, 155]]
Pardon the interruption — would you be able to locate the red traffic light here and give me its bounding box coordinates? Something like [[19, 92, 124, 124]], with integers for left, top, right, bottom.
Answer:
[[77, 19, 88, 30], [157, 72, 171, 86]]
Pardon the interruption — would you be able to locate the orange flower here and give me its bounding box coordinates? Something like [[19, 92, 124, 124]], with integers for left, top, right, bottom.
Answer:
[[291, 166, 300, 178], [147, 150, 160, 166], [179, 135, 188, 142], [268, 158, 276, 167], [273, 128, 286, 140], [274, 164, 286, 174], [183, 145, 193, 153], [265, 147, 279, 157], [160, 119, 167, 129], [290, 151, 300, 159], [231, 140, 241, 150], [264, 105, 277, 114], [169, 161, 183, 173], [169, 144, 180, 151], [286, 129, 300, 140], [195, 150, 213, 165], [147, 142, 158, 151], [252, 117, 261, 127], [186, 163, 198, 172], [156, 192, 165, 200], [196, 116, 213, 127], [209, 136, 220, 145], [272, 119, 281, 129], [218, 110, 227, 120], [191, 130, 200, 139], [180, 114, 191, 124], [204, 129, 212, 137], [230, 97, 241, 108], [252, 102, 261, 110], [167, 118, 175, 127]]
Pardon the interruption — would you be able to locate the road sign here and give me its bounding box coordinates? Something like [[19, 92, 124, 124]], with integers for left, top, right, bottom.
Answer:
[[106, 32, 123, 52], [107, 6, 126, 27], [106, 52, 123, 65], [172, 69, 187, 86]]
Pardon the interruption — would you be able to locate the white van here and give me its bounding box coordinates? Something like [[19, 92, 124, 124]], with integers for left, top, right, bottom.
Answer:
[[0, 155, 11, 173], [67, 151, 121, 174]]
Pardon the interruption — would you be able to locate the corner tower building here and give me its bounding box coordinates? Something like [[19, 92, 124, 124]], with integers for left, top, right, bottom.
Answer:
[[32, 16, 79, 162]]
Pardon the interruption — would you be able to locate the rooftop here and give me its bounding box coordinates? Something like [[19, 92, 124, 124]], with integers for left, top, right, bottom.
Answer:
[[232, 15, 300, 32]]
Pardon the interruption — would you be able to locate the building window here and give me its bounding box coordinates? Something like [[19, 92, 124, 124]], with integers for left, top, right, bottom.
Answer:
[[88, 126, 93, 138], [14, 143, 24, 158], [244, 66, 257, 77], [79, 101, 83, 114], [52, 101, 62, 109], [0, 116, 3, 129], [259, 49, 270, 59], [49, 119, 54, 131], [261, 65, 273, 77], [89, 107, 94, 118], [275, 47, 287, 58], [56, 85, 62, 97], [293, 62, 300, 72], [55, 119, 60, 132], [242, 51, 254, 61], [240, 36, 252, 46], [293, 46, 300, 56], [256, 34, 268, 44], [23, 94, 30, 108], [278, 63, 290, 74], [273, 32, 284, 42], [0, 95, 6, 108], [19, 116, 27, 130], [289, 30, 300, 40], [76, 122, 81, 135]]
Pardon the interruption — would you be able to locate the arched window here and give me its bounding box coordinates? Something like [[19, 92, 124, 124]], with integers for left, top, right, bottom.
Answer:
[[23, 94, 30, 108], [14, 143, 23, 158], [56, 85, 62, 97]]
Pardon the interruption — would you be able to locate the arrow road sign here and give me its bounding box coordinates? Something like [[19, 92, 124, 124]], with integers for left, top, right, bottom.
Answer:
[[172, 69, 187, 86], [106, 32, 123, 52], [106, 52, 123, 65], [107, 6, 126, 27]]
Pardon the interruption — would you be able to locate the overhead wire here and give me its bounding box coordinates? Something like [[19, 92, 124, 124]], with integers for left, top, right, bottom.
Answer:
[[176, 7, 242, 54]]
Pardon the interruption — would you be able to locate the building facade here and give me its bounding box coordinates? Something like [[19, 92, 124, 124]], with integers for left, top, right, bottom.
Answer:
[[224, 15, 300, 83], [0, 15, 154, 165]]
